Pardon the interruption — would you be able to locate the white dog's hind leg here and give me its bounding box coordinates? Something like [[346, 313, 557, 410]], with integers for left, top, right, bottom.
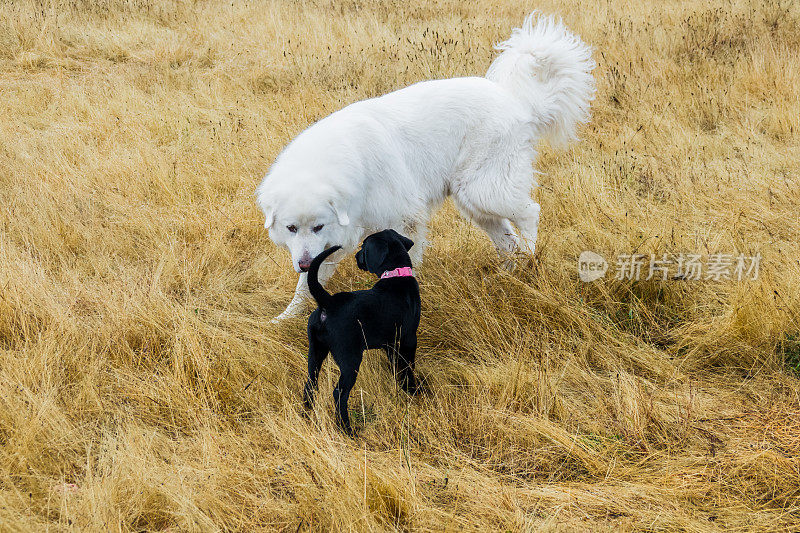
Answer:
[[511, 201, 541, 256], [271, 259, 339, 322], [453, 170, 539, 263], [474, 217, 520, 257]]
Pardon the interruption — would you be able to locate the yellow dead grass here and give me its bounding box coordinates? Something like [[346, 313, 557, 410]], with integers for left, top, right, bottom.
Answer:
[[1, 0, 799, 530]]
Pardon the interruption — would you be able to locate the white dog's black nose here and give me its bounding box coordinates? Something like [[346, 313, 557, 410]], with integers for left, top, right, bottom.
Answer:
[[298, 253, 312, 272]]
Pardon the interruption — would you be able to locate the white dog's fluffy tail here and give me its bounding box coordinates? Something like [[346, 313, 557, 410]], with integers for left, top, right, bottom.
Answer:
[[486, 12, 596, 148]]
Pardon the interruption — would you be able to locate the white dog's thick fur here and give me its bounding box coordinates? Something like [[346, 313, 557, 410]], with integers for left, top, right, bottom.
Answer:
[[257, 13, 595, 320]]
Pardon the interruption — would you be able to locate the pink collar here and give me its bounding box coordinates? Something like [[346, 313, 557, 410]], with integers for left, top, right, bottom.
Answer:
[[380, 267, 414, 279]]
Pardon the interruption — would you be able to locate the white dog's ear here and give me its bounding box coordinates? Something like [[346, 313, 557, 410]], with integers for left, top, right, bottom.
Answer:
[[263, 206, 275, 229], [329, 201, 349, 226]]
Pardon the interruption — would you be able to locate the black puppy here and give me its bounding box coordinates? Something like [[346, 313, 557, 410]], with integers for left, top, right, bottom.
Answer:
[[303, 229, 421, 435]]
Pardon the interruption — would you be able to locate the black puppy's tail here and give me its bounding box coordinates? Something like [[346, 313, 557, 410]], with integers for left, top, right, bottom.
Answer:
[[307, 245, 341, 310]]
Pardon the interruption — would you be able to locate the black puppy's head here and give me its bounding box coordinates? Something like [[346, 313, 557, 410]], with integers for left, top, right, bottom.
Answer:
[[355, 229, 414, 275]]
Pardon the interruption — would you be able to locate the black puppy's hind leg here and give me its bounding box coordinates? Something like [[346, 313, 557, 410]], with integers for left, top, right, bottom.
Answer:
[[397, 334, 419, 395], [332, 358, 360, 436], [303, 326, 329, 410], [383, 343, 399, 383]]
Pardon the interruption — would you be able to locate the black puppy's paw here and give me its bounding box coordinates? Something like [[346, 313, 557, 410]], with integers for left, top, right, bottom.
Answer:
[[302, 383, 316, 411], [408, 373, 431, 396], [300, 394, 315, 421], [334, 417, 356, 438], [401, 377, 420, 396], [340, 425, 358, 438], [302, 396, 314, 411]]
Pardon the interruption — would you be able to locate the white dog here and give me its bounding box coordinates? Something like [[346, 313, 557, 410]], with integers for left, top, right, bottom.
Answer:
[[257, 12, 595, 320]]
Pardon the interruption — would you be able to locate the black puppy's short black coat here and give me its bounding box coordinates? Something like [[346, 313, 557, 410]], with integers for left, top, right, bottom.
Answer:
[[303, 229, 421, 435]]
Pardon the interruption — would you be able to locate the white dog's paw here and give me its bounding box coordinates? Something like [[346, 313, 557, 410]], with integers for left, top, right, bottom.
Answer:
[[270, 302, 308, 323], [270, 311, 296, 323], [501, 256, 518, 272], [499, 247, 536, 271]]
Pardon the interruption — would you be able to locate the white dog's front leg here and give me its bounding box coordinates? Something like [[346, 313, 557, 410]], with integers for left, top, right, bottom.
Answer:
[[271, 274, 310, 322], [408, 222, 428, 266], [271, 260, 339, 322]]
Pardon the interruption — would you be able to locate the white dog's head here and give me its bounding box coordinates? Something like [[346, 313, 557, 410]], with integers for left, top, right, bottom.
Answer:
[[257, 182, 352, 273]]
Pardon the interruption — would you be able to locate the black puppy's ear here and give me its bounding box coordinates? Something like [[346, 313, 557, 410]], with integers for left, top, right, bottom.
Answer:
[[399, 234, 414, 251], [363, 238, 388, 272], [386, 229, 414, 251]]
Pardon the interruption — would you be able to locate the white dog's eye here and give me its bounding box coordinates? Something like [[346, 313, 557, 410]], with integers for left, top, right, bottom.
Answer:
[[312, 224, 324, 233], [287, 225, 297, 233]]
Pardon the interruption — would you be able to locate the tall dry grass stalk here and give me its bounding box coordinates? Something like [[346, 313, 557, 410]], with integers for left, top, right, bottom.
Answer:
[[1, 0, 799, 530]]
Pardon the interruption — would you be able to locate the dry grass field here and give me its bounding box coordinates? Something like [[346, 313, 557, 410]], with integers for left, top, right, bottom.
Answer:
[[1, 0, 800, 530]]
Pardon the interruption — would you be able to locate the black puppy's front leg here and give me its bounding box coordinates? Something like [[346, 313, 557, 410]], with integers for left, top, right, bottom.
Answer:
[[332, 359, 360, 435], [304, 331, 329, 410]]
